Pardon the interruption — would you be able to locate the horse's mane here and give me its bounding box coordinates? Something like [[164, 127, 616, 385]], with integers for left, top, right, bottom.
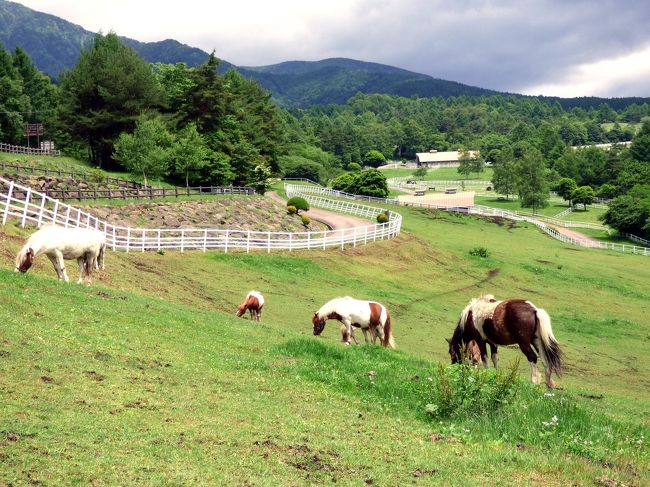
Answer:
[[458, 294, 499, 331], [317, 296, 355, 318]]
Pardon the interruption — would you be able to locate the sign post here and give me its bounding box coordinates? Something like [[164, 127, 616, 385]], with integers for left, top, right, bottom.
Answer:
[[23, 123, 44, 148]]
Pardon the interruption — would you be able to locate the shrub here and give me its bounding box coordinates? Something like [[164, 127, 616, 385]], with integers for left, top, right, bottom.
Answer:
[[287, 205, 297, 215], [469, 246, 490, 258], [347, 162, 362, 172], [425, 361, 519, 419], [413, 166, 427, 178], [376, 212, 389, 223], [89, 168, 106, 185], [287, 196, 309, 212], [301, 214, 311, 227]]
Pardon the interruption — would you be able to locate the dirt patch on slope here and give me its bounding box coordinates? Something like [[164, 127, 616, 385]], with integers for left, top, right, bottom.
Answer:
[[80, 198, 328, 233]]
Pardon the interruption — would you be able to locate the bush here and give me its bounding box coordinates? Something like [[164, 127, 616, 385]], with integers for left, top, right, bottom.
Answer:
[[425, 362, 519, 419], [287, 196, 309, 212], [376, 212, 389, 223], [347, 162, 362, 172], [469, 246, 490, 258], [301, 214, 310, 227], [413, 166, 427, 178], [287, 205, 297, 215]]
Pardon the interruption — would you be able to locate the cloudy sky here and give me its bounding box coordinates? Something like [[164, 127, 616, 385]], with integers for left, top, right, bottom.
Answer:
[[17, 0, 650, 97]]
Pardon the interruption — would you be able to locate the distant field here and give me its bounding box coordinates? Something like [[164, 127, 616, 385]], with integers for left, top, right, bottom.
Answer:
[[380, 166, 493, 181]]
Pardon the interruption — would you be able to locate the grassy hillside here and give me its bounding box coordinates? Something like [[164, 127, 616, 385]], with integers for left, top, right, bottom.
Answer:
[[1, 201, 649, 484]]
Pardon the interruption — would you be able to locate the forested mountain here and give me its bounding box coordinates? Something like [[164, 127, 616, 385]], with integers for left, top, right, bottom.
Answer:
[[237, 58, 499, 107], [0, 0, 215, 79], [3, 0, 650, 110]]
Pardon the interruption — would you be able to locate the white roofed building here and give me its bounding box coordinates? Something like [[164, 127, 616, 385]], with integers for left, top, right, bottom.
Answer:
[[415, 150, 480, 167]]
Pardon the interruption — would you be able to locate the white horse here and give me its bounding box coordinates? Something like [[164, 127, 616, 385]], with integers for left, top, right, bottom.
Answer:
[[312, 296, 396, 348], [15, 225, 106, 285]]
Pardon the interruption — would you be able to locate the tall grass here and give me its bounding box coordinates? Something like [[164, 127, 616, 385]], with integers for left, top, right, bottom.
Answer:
[[276, 338, 649, 468]]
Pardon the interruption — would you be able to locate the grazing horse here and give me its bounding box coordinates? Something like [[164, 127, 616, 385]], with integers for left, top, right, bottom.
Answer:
[[15, 225, 106, 285], [313, 296, 396, 348], [447, 294, 562, 387], [236, 290, 264, 321]]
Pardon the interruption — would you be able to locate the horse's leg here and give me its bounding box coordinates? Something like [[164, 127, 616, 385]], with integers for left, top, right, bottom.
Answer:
[[84, 253, 93, 286], [533, 337, 555, 388], [476, 338, 489, 368], [374, 325, 385, 346], [76, 257, 85, 284], [258, 308, 262, 322], [350, 328, 360, 345], [46, 254, 62, 280], [518, 341, 540, 385], [342, 320, 353, 345], [490, 343, 499, 368], [362, 328, 370, 344], [55, 251, 69, 282]]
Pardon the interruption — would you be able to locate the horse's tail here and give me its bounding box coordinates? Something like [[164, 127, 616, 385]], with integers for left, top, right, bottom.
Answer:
[[535, 307, 562, 376], [382, 311, 396, 349]]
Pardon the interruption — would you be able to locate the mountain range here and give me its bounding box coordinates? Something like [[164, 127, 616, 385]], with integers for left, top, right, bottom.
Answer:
[[1, 0, 648, 110]]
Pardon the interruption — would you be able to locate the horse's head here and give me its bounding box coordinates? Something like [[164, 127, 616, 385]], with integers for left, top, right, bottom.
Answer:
[[312, 312, 326, 335], [15, 247, 35, 273], [236, 303, 247, 317], [446, 337, 463, 364]]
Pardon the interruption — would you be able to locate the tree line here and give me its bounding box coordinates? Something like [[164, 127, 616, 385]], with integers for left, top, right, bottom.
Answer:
[[1, 34, 649, 235]]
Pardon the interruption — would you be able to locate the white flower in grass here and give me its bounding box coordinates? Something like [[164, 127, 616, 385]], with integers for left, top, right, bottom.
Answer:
[[542, 415, 559, 428], [544, 392, 554, 397]]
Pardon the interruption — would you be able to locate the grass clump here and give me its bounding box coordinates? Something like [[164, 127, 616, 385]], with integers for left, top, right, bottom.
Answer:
[[469, 246, 490, 258], [376, 212, 389, 223]]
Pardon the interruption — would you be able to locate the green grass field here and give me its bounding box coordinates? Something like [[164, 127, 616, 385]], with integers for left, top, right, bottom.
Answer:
[[1, 195, 649, 485], [380, 166, 493, 181]]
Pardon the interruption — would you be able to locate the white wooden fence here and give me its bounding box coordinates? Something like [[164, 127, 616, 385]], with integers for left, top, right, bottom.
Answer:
[[0, 178, 402, 253]]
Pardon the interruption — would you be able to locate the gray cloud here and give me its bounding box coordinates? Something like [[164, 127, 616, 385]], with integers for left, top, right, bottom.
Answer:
[[17, 0, 650, 96]]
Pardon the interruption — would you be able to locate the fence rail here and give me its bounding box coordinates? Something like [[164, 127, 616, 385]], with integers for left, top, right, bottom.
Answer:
[[0, 161, 142, 188], [0, 142, 61, 157], [0, 178, 401, 253]]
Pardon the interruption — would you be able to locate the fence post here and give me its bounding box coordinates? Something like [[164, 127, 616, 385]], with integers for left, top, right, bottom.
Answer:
[[21, 188, 31, 227], [180, 230, 185, 252], [203, 229, 208, 252], [37, 195, 46, 227], [126, 228, 131, 252], [267, 232, 271, 254], [112, 227, 116, 251], [353, 227, 357, 247], [157, 229, 161, 250], [340, 231, 344, 250], [307, 231, 311, 250], [52, 200, 59, 224], [2, 181, 15, 225], [289, 232, 292, 252], [141, 229, 146, 252], [224, 229, 229, 253]]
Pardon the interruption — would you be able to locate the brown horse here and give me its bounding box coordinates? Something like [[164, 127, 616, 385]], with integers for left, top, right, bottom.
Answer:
[[447, 295, 563, 388], [236, 290, 264, 322]]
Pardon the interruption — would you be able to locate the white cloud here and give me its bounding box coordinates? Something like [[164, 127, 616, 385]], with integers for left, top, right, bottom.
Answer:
[[522, 43, 650, 97]]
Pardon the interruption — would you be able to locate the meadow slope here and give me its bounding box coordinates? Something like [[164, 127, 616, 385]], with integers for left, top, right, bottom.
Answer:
[[1, 203, 649, 485]]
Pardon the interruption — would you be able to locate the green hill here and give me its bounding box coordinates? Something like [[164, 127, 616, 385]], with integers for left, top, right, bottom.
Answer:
[[1, 197, 649, 484], [0, 0, 216, 79]]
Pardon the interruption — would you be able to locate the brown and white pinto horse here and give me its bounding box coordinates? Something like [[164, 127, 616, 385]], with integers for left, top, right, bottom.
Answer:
[[236, 290, 264, 321], [447, 294, 563, 387], [312, 297, 396, 348]]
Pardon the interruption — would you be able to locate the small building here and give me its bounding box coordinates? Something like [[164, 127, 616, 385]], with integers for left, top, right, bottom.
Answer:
[[415, 150, 479, 168]]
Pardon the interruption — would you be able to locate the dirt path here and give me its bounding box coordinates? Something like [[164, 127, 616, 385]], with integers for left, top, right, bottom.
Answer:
[[267, 192, 371, 231]]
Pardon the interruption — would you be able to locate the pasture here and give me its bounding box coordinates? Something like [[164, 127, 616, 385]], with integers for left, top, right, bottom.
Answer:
[[1, 201, 649, 485], [380, 166, 494, 181]]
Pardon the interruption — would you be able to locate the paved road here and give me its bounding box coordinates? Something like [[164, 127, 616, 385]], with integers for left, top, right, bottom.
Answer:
[[551, 226, 601, 245], [267, 191, 371, 231]]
